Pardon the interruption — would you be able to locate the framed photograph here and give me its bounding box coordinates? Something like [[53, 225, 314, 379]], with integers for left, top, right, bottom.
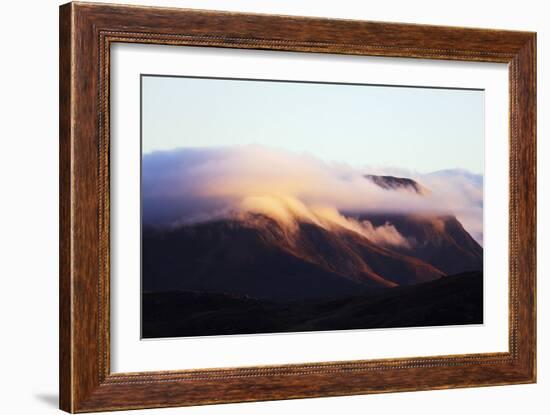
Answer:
[[59, 2, 536, 412]]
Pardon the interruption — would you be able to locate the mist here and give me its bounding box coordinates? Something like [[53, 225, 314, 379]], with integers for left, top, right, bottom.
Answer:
[[142, 145, 483, 245]]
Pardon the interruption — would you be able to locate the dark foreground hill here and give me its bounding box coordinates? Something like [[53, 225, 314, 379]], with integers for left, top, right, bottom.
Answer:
[[142, 270, 482, 338]]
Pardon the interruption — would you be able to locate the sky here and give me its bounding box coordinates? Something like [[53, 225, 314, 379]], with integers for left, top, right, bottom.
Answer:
[[142, 75, 484, 174]]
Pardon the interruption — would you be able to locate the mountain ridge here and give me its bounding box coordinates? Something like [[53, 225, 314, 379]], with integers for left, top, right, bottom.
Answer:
[[143, 208, 481, 302], [364, 174, 428, 195]]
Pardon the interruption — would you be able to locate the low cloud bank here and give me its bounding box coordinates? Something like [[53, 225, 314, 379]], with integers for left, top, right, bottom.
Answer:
[[142, 145, 483, 245]]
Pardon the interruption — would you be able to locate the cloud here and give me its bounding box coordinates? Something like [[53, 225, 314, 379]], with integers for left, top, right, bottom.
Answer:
[[237, 195, 412, 248], [142, 145, 483, 245]]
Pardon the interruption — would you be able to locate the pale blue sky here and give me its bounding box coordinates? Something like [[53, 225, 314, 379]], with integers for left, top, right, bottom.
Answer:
[[142, 75, 484, 174]]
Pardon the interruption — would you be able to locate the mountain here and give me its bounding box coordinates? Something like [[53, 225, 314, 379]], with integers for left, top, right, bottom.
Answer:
[[143, 216, 369, 302], [140, 147, 485, 337], [355, 213, 483, 275], [364, 174, 428, 195], [142, 207, 483, 302]]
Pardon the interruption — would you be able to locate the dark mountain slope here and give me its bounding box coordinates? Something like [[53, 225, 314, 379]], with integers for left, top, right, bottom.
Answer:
[[143, 218, 370, 302], [251, 216, 445, 286], [357, 213, 483, 274], [364, 174, 427, 194], [142, 213, 446, 302]]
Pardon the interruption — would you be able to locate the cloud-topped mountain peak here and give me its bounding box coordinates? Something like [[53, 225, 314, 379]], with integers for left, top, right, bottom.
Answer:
[[142, 145, 483, 245], [364, 174, 429, 195]]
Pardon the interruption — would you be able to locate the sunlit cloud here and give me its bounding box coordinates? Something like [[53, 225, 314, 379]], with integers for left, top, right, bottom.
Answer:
[[142, 145, 483, 245]]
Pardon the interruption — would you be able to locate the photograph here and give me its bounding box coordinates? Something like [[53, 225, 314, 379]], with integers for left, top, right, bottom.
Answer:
[[3, 0, 539, 413], [141, 75, 485, 338]]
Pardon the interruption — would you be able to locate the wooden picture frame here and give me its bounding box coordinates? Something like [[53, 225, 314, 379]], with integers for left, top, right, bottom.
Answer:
[[59, 2, 536, 412]]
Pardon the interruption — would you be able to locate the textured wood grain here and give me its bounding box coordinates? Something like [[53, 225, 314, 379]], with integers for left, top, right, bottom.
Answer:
[[59, 2, 536, 413], [59, 3, 73, 412]]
